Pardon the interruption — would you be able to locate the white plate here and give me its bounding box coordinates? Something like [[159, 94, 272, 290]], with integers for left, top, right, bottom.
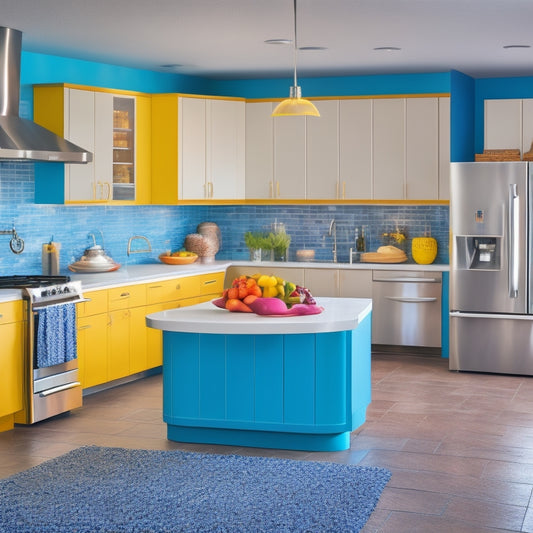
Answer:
[[68, 262, 120, 273]]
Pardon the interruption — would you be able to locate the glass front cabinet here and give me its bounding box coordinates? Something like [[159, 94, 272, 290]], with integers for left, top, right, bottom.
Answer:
[[112, 97, 135, 201], [33, 85, 150, 204]]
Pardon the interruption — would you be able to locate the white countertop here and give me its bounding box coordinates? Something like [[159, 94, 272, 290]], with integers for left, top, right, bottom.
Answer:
[[146, 296, 372, 335], [231, 260, 449, 272], [0, 259, 448, 303]]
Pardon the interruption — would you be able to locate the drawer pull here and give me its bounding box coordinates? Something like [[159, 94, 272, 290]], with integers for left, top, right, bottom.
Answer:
[[78, 325, 91, 331], [203, 279, 217, 285], [149, 285, 163, 289], [120, 292, 130, 298], [0, 314, 3, 319], [385, 296, 438, 303], [176, 284, 181, 290]]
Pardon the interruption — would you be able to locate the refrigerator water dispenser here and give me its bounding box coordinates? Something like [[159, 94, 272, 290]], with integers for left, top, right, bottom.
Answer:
[[455, 236, 501, 270]]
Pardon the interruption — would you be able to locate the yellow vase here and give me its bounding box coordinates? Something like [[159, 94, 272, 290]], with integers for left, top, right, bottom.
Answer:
[[412, 237, 438, 264]]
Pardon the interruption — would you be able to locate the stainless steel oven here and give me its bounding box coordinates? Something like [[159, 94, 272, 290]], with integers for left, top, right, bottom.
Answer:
[[0, 276, 86, 424]]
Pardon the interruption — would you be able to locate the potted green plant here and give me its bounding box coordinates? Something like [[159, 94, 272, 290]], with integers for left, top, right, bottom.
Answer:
[[269, 231, 291, 262], [244, 231, 269, 261]]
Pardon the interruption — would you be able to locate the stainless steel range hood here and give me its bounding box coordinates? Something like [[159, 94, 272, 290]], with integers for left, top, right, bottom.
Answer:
[[0, 27, 92, 163]]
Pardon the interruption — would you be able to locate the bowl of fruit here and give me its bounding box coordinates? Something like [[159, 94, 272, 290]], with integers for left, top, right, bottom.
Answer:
[[159, 250, 198, 265]]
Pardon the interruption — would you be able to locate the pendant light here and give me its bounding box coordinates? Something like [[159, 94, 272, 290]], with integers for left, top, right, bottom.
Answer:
[[271, 0, 320, 117]]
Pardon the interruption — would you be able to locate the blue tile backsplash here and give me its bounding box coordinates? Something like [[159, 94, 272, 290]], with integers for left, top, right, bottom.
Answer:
[[0, 162, 448, 275]]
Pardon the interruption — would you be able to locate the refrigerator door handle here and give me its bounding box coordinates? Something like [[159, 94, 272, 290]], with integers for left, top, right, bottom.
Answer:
[[450, 311, 533, 321], [509, 183, 520, 298]]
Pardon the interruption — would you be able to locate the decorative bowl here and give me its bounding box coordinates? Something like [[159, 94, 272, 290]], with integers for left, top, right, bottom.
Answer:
[[159, 253, 198, 265]]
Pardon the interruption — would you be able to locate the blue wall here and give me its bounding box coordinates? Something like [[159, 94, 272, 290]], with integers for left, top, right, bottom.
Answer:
[[1, 51, 456, 276]]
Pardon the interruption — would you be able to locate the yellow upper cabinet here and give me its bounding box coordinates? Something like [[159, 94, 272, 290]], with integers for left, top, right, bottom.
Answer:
[[33, 84, 151, 205], [151, 94, 245, 203]]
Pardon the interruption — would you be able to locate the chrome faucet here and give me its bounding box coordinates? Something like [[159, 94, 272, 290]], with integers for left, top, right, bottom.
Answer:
[[328, 219, 337, 263]]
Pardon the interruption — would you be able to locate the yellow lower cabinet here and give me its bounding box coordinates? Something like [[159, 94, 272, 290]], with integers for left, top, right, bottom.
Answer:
[[0, 318, 24, 420], [145, 303, 165, 369], [196, 272, 224, 302], [77, 313, 109, 388], [130, 306, 148, 374], [108, 309, 131, 381]]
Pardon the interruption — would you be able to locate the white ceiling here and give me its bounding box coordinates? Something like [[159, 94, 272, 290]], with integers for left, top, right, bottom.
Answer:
[[3, 0, 533, 80]]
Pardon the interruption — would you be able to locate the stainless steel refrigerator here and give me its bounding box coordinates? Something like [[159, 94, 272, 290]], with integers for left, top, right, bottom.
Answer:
[[450, 161, 533, 375]]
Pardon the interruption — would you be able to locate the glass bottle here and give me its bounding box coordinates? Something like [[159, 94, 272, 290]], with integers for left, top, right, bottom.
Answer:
[[356, 226, 366, 252]]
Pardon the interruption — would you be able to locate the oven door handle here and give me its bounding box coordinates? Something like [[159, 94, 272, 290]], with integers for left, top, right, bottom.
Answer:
[[39, 382, 81, 397]]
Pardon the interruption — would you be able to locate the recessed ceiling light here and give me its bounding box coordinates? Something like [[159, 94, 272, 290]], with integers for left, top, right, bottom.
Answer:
[[299, 46, 327, 51], [503, 44, 531, 49], [373, 46, 401, 52], [265, 39, 292, 45]]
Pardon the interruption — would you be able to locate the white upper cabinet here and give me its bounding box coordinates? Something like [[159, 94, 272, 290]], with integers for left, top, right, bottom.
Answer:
[[244, 96, 450, 202], [67, 89, 114, 202], [306, 100, 339, 199], [484, 99, 522, 151], [245, 101, 274, 199], [373, 98, 405, 199], [438, 96, 451, 200], [406, 97, 439, 199], [339, 99, 373, 200], [67, 89, 99, 201], [179, 96, 245, 200], [273, 114, 307, 199]]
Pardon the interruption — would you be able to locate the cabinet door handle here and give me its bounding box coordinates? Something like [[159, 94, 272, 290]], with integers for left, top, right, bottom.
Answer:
[[269, 181, 274, 198], [92, 181, 97, 200], [78, 324, 91, 331], [209, 182, 214, 198], [176, 283, 181, 290], [336, 181, 339, 199], [342, 181, 346, 199], [104, 182, 111, 200], [276, 181, 280, 197]]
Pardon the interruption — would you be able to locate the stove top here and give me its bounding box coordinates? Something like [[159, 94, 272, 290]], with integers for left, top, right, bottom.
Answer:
[[0, 275, 71, 289]]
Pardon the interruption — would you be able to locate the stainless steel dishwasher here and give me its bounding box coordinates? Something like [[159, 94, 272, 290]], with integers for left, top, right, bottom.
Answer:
[[372, 270, 442, 347]]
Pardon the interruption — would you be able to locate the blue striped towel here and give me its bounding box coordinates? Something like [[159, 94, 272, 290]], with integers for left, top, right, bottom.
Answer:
[[36, 303, 78, 368]]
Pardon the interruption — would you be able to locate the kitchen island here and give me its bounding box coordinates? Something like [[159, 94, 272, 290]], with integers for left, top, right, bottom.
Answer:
[[146, 297, 372, 451]]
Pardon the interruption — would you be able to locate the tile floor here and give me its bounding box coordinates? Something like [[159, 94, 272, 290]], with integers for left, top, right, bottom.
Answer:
[[1, 349, 533, 532]]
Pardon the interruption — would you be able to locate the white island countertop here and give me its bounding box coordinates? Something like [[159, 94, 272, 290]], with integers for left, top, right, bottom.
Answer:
[[146, 296, 372, 335]]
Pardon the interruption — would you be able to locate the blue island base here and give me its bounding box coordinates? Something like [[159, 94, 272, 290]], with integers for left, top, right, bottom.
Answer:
[[168, 426, 352, 452], [162, 312, 372, 452]]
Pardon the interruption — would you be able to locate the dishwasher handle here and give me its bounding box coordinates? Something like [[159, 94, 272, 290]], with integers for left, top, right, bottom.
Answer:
[[386, 296, 438, 303], [373, 276, 441, 283]]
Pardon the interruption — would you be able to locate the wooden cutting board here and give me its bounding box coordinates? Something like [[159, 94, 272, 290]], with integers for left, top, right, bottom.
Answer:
[[361, 252, 408, 263]]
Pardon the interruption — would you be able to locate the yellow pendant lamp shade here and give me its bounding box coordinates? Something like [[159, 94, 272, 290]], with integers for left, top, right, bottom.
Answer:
[[271, 0, 320, 118], [272, 86, 320, 117]]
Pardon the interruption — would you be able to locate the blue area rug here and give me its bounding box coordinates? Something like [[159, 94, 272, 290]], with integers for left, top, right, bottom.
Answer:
[[0, 446, 391, 533]]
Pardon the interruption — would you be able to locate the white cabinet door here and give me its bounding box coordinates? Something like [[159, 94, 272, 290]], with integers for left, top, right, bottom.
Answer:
[[67, 89, 96, 201], [339, 99, 372, 199], [484, 99, 522, 151], [306, 100, 339, 199], [273, 115, 306, 199], [438, 97, 450, 200], [338, 270, 372, 298], [304, 269, 339, 297], [245, 101, 274, 199], [179, 97, 207, 200], [373, 98, 405, 199], [94, 92, 114, 201], [209, 99, 245, 199], [406, 98, 439, 199], [521, 99, 533, 156]]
